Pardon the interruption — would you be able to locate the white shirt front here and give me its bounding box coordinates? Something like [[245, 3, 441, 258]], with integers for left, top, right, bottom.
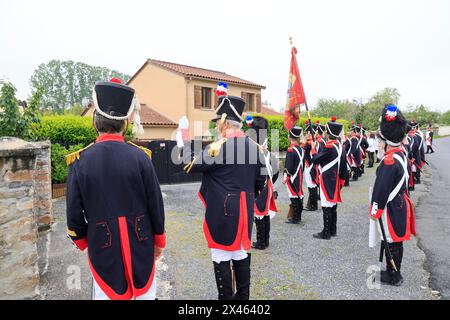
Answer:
[[367, 137, 377, 153]]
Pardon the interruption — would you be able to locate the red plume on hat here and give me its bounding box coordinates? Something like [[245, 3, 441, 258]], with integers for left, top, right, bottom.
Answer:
[[110, 78, 123, 84], [331, 116, 337, 122], [305, 120, 309, 124], [316, 120, 320, 124]]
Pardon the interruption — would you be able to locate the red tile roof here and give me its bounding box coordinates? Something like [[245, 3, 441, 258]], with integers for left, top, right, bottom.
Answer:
[[139, 104, 177, 127], [128, 59, 265, 89], [258, 104, 282, 116], [80, 103, 177, 127]]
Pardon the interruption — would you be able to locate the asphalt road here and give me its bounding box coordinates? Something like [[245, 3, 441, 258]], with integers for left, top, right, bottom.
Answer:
[[414, 136, 450, 299]]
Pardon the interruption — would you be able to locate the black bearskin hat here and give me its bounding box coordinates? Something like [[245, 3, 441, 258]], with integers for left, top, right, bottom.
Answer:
[[379, 104, 407, 146]]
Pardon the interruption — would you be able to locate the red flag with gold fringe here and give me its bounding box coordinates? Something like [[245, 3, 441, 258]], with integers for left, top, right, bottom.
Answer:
[[284, 46, 307, 130]]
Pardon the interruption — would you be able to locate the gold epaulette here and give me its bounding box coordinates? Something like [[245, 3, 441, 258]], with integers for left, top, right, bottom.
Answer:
[[207, 138, 227, 157], [183, 156, 197, 174], [127, 141, 152, 159], [65, 143, 94, 166]]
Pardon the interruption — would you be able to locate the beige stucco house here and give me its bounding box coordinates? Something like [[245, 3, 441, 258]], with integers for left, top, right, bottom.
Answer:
[[81, 59, 266, 140], [127, 59, 266, 140]]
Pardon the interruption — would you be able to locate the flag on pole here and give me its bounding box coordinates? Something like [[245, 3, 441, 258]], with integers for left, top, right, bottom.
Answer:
[[284, 46, 307, 130]]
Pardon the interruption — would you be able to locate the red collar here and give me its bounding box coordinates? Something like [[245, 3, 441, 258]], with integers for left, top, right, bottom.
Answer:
[[326, 140, 338, 145], [290, 141, 300, 147], [316, 135, 323, 142], [385, 147, 404, 155], [96, 134, 125, 143]]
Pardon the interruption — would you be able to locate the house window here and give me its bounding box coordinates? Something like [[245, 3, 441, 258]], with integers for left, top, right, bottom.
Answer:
[[241, 92, 255, 112], [194, 86, 212, 110], [202, 87, 212, 109]]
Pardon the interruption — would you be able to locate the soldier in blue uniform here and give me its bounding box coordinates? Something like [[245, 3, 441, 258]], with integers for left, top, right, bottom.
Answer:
[[245, 115, 279, 250], [181, 84, 266, 300], [370, 105, 416, 286], [311, 117, 349, 240], [66, 79, 166, 300], [303, 120, 319, 211], [283, 126, 305, 224]]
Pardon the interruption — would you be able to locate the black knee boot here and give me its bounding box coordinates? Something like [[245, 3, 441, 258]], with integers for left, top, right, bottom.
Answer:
[[313, 207, 331, 240], [232, 254, 251, 300], [213, 260, 233, 300], [344, 175, 350, 187], [352, 167, 358, 181], [264, 216, 270, 248], [380, 242, 403, 286], [311, 187, 318, 211], [286, 198, 301, 224], [252, 218, 266, 250], [330, 205, 337, 237], [296, 198, 303, 222]]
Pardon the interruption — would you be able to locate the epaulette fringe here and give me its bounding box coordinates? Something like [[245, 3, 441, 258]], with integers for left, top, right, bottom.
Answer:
[[65, 143, 94, 166], [127, 141, 152, 159]]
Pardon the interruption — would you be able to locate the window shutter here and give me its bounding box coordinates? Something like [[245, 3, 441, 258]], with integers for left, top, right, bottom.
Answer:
[[241, 92, 248, 111], [213, 92, 218, 109], [256, 94, 261, 113], [194, 86, 202, 109]]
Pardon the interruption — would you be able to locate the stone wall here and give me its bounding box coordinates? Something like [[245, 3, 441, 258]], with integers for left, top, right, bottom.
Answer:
[[0, 137, 52, 299]]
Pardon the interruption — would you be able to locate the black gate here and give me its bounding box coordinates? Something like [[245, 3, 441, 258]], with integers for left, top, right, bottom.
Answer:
[[147, 140, 204, 184]]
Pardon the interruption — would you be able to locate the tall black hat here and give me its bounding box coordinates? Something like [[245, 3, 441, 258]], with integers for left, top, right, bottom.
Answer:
[[289, 126, 302, 139], [379, 105, 407, 146], [305, 120, 317, 134], [326, 116, 343, 138], [246, 115, 268, 145], [316, 120, 326, 134], [93, 78, 136, 120]]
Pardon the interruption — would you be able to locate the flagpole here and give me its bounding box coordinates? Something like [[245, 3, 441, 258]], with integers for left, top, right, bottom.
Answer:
[[289, 35, 315, 142]]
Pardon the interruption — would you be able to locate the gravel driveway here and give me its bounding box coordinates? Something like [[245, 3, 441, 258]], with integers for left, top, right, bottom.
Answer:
[[40, 162, 436, 300]]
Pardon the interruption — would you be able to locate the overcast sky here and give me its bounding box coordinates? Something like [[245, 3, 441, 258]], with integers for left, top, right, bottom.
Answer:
[[1, 0, 450, 112]]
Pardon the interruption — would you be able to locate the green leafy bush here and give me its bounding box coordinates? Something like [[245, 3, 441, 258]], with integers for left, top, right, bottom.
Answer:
[[245, 115, 350, 151], [29, 115, 134, 184]]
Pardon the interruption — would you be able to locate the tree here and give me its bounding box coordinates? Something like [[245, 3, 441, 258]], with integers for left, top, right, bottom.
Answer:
[[0, 82, 42, 138], [313, 98, 360, 121], [0, 82, 22, 137], [441, 110, 450, 125], [30, 60, 130, 114], [356, 88, 401, 130], [404, 104, 441, 127]]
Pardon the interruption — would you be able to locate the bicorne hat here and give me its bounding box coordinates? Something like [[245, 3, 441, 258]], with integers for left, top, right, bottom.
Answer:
[[92, 78, 136, 120], [379, 104, 407, 146], [326, 116, 343, 138], [212, 82, 245, 123]]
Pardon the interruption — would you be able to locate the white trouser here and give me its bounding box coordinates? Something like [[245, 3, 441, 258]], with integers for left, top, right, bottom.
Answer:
[[320, 185, 337, 208], [412, 164, 417, 173], [92, 277, 157, 300], [211, 247, 248, 263], [304, 166, 317, 188]]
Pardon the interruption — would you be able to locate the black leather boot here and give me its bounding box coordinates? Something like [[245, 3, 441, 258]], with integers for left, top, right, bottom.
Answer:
[[380, 242, 403, 286], [264, 216, 270, 248], [311, 187, 318, 211], [232, 254, 251, 300], [344, 175, 350, 187], [313, 207, 331, 240], [296, 198, 303, 222], [286, 199, 300, 224], [330, 205, 337, 237], [213, 260, 233, 300], [352, 167, 358, 181], [252, 218, 266, 250]]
